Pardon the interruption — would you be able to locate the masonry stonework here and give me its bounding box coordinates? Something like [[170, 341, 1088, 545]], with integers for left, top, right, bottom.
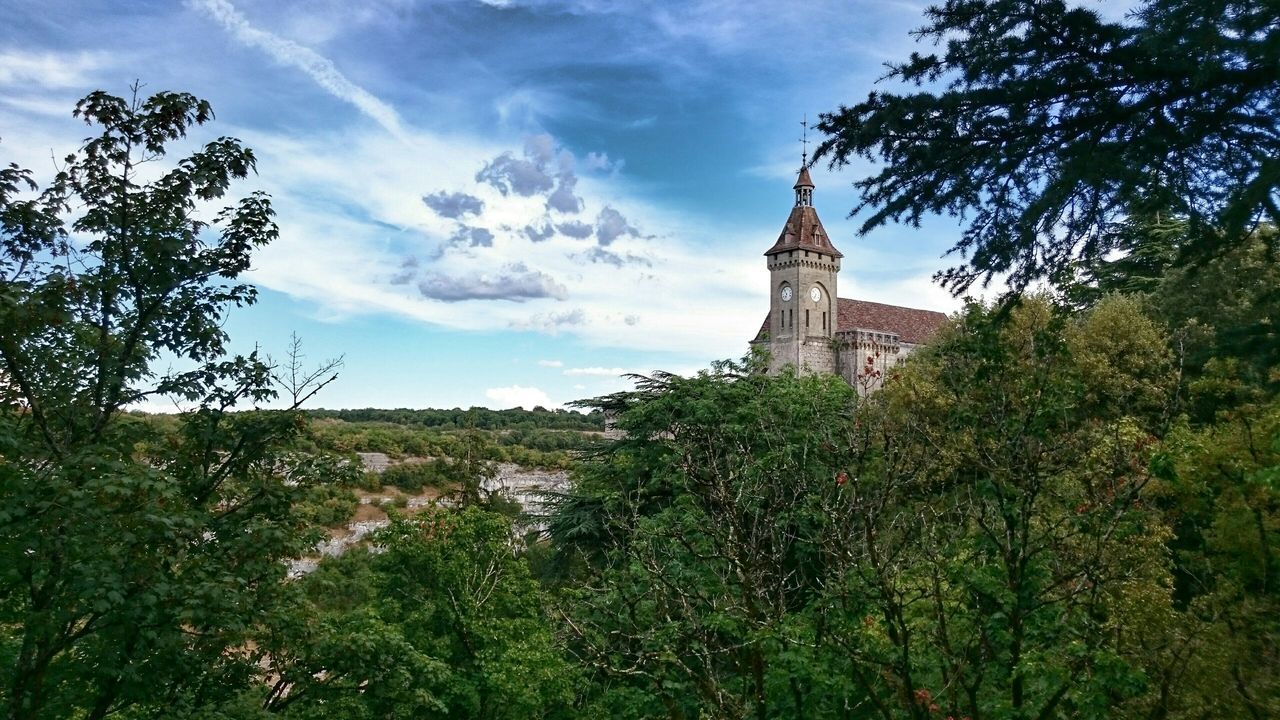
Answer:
[[751, 167, 949, 392]]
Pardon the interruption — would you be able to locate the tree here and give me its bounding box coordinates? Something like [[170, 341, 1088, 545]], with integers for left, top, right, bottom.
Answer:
[[554, 298, 1187, 719], [815, 0, 1279, 295], [0, 87, 338, 719], [821, 297, 1178, 720], [1134, 399, 1280, 719], [552, 359, 862, 719], [254, 509, 578, 719], [1063, 218, 1280, 409]]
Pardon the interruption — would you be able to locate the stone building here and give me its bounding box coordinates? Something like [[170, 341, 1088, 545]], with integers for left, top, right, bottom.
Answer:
[[750, 167, 948, 391]]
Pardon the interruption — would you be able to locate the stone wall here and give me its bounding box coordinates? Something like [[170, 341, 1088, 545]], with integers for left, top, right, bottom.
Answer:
[[767, 247, 840, 374], [798, 338, 836, 374], [835, 329, 903, 394], [766, 335, 800, 374]]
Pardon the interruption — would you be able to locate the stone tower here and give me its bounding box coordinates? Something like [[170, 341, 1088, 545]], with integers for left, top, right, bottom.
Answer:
[[763, 166, 843, 373]]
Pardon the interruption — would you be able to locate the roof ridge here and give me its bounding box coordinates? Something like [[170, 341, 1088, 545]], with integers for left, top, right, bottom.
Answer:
[[763, 206, 843, 258], [839, 296, 949, 316]]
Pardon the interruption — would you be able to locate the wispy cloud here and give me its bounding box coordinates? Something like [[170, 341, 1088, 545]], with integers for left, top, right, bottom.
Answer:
[[510, 308, 586, 333], [190, 0, 406, 138], [563, 366, 632, 377], [0, 50, 107, 88], [595, 206, 640, 246]]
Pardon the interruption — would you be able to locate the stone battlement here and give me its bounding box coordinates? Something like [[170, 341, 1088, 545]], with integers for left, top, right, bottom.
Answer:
[[834, 328, 901, 350]]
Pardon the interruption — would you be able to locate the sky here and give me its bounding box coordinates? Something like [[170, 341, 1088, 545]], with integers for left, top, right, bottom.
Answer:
[[0, 0, 1020, 411]]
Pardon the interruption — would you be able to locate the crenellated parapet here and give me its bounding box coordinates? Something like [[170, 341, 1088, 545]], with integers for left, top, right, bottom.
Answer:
[[834, 328, 901, 352]]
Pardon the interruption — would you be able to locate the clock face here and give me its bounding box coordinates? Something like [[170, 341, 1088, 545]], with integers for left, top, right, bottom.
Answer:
[[810, 287, 822, 302], [780, 286, 793, 302]]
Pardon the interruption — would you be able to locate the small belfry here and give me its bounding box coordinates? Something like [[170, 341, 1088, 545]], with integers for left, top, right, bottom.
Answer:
[[751, 135, 949, 392], [796, 116, 814, 208], [795, 165, 814, 207]]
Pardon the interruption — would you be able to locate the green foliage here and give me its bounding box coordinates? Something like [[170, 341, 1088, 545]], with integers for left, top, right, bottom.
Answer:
[[381, 459, 447, 493], [1066, 221, 1280, 413], [305, 418, 583, 470], [254, 509, 578, 720], [0, 87, 342, 719], [554, 299, 1188, 719], [1134, 400, 1280, 718], [816, 0, 1279, 295], [296, 481, 360, 528], [549, 357, 857, 716], [840, 297, 1177, 719], [307, 406, 603, 431]]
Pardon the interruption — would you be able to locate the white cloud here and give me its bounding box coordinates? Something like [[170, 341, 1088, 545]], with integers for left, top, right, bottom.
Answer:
[[228, 120, 774, 360], [852, 273, 966, 315], [485, 384, 557, 410], [0, 50, 108, 88], [563, 366, 631, 377], [538, 359, 564, 367], [191, 0, 406, 138], [170, 0, 962, 369]]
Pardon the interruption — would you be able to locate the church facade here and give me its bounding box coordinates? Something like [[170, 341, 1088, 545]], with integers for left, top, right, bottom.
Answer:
[[750, 167, 948, 391]]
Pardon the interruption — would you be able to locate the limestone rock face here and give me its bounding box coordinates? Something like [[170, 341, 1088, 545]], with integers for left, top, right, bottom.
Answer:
[[356, 452, 391, 473], [288, 461, 571, 576], [486, 463, 571, 526]]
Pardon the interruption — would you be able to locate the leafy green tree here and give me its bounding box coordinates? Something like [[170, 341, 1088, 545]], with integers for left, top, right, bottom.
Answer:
[[0, 88, 338, 719], [824, 297, 1177, 720], [295, 481, 360, 528], [448, 428, 501, 506], [1133, 396, 1280, 719], [255, 509, 577, 719], [552, 359, 867, 718], [815, 0, 1279, 294], [307, 407, 603, 432], [555, 298, 1186, 719], [381, 458, 444, 493], [1064, 220, 1280, 410]]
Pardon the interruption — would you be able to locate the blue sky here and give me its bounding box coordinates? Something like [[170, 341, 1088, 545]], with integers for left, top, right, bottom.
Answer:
[[1, 0, 996, 410]]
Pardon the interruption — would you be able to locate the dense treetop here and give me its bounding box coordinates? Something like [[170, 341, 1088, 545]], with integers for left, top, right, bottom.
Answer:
[[3, 1, 1279, 716], [306, 406, 603, 432], [816, 0, 1279, 295]]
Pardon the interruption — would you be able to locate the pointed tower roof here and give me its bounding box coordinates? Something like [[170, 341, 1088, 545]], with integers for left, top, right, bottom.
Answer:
[[765, 166, 843, 258], [794, 165, 814, 189]]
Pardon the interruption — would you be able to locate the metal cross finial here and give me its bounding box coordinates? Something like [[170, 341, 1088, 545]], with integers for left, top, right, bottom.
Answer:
[[800, 114, 809, 167]]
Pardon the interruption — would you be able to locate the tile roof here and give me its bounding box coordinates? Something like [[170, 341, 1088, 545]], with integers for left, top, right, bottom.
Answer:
[[763, 205, 844, 258], [753, 297, 949, 345], [793, 165, 814, 188]]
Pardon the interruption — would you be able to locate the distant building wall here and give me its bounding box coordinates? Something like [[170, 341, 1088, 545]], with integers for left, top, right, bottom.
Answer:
[[799, 338, 836, 374], [835, 329, 904, 394]]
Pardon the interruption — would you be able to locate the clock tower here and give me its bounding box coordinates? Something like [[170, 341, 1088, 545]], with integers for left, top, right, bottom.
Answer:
[[762, 164, 842, 373]]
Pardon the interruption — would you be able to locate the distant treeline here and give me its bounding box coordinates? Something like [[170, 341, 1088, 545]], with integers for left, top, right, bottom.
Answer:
[[305, 418, 595, 469], [306, 406, 604, 431]]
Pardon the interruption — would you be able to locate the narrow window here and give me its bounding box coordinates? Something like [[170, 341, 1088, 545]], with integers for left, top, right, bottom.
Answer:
[[823, 311, 827, 331], [806, 309, 810, 327], [779, 309, 784, 330], [789, 308, 794, 327]]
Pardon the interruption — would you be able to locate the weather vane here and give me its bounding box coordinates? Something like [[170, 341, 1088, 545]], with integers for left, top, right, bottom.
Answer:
[[800, 114, 809, 168]]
